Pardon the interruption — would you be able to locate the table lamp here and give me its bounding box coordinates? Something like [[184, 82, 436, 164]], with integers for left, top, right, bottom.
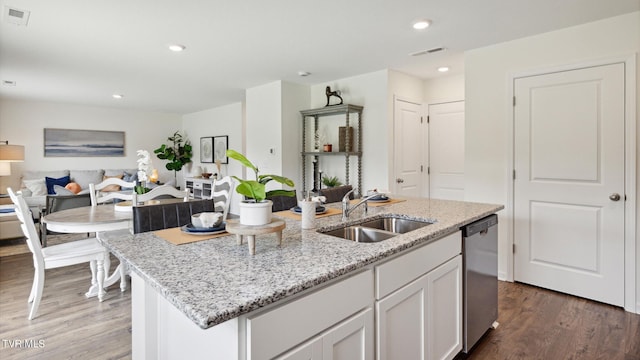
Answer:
[[0, 141, 25, 176]]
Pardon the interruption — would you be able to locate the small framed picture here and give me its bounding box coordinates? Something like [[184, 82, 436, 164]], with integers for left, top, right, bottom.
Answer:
[[200, 137, 213, 163], [213, 135, 228, 164]]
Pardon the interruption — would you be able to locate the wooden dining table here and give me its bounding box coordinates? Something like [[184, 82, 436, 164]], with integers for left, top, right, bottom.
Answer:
[[41, 204, 134, 297], [40, 198, 194, 297]]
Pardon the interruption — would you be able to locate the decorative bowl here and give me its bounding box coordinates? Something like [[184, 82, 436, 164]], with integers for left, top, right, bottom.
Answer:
[[201, 172, 212, 179], [192, 212, 223, 228]]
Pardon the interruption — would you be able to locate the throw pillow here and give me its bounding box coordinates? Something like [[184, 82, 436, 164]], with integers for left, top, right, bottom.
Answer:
[[54, 185, 76, 196], [23, 178, 48, 196], [45, 175, 71, 195], [122, 171, 138, 191], [65, 182, 82, 194], [101, 174, 124, 192]]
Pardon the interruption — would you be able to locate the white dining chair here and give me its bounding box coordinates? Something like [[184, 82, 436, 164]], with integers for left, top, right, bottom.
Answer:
[[89, 177, 136, 206], [7, 188, 108, 320], [131, 184, 189, 205], [210, 176, 233, 221]]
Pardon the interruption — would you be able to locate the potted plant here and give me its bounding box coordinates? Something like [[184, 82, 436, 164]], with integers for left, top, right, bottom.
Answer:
[[321, 175, 342, 188], [226, 149, 295, 225], [153, 131, 193, 186]]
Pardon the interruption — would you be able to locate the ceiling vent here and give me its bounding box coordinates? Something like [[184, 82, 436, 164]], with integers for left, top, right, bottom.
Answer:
[[3, 6, 30, 26], [409, 47, 447, 57]]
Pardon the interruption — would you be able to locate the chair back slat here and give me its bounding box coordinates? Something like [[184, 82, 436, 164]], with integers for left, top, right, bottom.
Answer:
[[210, 176, 233, 221], [89, 177, 136, 206], [7, 188, 45, 265], [132, 185, 189, 205]]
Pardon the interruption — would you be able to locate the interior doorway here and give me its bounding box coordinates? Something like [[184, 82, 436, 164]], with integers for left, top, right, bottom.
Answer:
[[513, 63, 626, 307]]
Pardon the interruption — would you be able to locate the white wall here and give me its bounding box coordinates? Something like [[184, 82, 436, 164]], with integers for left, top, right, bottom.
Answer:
[[465, 12, 639, 308], [423, 74, 465, 105], [0, 98, 181, 192], [310, 70, 389, 193], [281, 82, 310, 196], [246, 81, 283, 181], [245, 80, 309, 197], [182, 102, 244, 214]]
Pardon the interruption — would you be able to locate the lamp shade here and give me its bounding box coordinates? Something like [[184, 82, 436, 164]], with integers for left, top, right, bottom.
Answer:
[[0, 144, 24, 162]]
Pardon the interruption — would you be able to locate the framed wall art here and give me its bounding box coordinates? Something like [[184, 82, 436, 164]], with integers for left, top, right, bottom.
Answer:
[[200, 137, 213, 163], [213, 135, 228, 164], [44, 128, 125, 157]]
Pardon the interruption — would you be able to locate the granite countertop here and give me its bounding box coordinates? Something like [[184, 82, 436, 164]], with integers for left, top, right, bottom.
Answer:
[[98, 197, 503, 329]]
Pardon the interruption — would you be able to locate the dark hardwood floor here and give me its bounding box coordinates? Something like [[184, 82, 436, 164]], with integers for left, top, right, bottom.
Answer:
[[467, 282, 640, 360], [1, 246, 639, 360]]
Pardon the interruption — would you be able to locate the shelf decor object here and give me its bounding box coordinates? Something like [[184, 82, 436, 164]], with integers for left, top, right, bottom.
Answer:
[[300, 104, 363, 197]]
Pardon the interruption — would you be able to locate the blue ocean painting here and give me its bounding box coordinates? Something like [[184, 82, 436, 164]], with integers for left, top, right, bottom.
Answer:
[[44, 128, 125, 157]]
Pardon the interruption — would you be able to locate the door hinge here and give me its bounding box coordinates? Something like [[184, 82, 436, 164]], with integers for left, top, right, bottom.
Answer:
[[420, 165, 423, 172], [421, 116, 424, 124], [513, 96, 516, 106], [513, 244, 516, 253], [427, 115, 430, 124], [513, 170, 516, 180]]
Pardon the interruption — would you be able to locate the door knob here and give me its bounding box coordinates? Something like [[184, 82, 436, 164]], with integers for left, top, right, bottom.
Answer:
[[396, 178, 404, 184], [609, 193, 621, 201]]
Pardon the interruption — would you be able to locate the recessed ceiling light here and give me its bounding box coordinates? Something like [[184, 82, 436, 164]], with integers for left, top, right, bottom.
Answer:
[[112, 94, 124, 99], [437, 67, 450, 72], [412, 20, 431, 30], [298, 71, 311, 77], [168, 44, 186, 52]]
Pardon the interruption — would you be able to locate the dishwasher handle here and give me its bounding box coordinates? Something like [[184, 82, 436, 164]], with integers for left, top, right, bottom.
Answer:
[[462, 214, 498, 237]]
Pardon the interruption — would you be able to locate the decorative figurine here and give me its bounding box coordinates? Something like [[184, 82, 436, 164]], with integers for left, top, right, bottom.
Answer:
[[325, 86, 343, 106]]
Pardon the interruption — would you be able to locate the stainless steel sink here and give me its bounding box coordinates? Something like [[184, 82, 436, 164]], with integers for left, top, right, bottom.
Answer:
[[322, 226, 396, 243], [320, 216, 433, 243], [357, 217, 432, 234]]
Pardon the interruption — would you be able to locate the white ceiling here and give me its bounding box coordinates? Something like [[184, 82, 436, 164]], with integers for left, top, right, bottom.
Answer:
[[1, 0, 638, 114]]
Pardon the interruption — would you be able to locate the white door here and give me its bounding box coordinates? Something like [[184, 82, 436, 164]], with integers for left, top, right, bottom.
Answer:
[[514, 63, 625, 306], [428, 102, 465, 200], [394, 99, 424, 196]]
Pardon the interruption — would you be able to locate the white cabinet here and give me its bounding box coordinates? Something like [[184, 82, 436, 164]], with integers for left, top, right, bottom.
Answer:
[[277, 309, 373, 360], [426, 256, 462, 360], [247, 270, 374, 360], [184, 177, 215, 199], [376, 231, 462, 360]]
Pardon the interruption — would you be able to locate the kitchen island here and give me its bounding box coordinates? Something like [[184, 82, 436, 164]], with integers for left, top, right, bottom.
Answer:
[[98, 197, 503, 360]]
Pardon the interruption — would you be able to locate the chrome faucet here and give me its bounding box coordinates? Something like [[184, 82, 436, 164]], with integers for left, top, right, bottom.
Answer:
[[342, 189, 381, 222]]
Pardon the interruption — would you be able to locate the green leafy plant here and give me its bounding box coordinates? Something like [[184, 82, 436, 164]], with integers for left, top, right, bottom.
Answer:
[[226, 149, 295, 203], [154, 131, 193, 184], [322, 175, 342, 187]]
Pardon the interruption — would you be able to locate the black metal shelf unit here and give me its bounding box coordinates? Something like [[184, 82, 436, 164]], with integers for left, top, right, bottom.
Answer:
[[300, 104, 363, 196]]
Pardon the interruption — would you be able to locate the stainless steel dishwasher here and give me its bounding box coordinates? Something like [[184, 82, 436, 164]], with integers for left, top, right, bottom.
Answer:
[[461, 214, 498, 354]]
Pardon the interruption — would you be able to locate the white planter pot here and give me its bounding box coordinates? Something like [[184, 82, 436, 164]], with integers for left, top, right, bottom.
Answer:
[[239, 200, 273, 226]]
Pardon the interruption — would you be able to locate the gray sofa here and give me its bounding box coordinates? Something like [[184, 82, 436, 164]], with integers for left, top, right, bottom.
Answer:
[[18, 169, 138, 218]]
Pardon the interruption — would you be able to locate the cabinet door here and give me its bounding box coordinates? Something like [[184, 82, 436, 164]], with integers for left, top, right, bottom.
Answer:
[[377, 274, 428, 360], [377, 255, 462, 360], [427, 256, 462, 360], [323, 308, 373, 360], [277, 338, 323, 360]]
